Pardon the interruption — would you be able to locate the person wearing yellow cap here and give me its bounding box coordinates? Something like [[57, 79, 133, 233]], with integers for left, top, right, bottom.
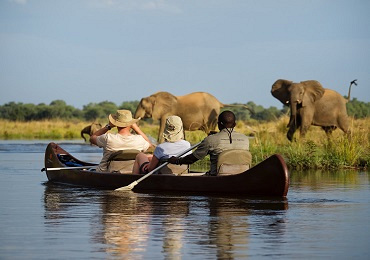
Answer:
[[90, 109, 152, 172]]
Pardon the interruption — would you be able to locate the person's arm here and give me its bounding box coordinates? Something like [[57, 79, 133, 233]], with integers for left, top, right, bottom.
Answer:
[[131, 123, 154, 147], [147, 155, 160, 172], [90, 122, 114, 146], [168, 153, 199, 165]]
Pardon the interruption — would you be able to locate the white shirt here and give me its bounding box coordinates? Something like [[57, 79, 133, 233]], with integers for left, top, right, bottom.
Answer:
[[154, 140, 191, 160], [96, 133, 150, 172]]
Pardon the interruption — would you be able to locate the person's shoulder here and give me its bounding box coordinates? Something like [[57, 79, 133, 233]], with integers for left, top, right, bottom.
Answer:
[[179, 139, 191, 145], [206, 131, 224, 140], [232, 131, 249, 142], [233, 131, 248, 137], [156, 142, 167, 149], [133, 134, 148, 141], [98, 132, 111, 140]]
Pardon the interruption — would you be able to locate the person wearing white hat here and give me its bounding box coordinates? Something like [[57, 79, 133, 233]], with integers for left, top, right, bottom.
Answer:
[[90, 110, 153, 172], [132, 115, 191, 174]]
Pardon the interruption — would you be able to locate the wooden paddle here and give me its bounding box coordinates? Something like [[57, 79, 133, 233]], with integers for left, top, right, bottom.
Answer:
[[41, 165, 97, 172], [115, 142, 201, 191]]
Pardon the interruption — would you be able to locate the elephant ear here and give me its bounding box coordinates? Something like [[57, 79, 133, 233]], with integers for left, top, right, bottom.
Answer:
[[271, 79, 293, 106], [301, 80, 325, 106], [140, 97, 154, 116], [151, 92, 178, 119]]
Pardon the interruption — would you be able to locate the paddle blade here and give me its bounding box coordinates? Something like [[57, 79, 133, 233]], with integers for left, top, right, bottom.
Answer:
[[115, 181, 138, 191]]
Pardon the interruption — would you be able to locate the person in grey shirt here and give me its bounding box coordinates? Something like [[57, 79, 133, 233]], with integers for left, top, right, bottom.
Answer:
[[168, 110, 249, 176]]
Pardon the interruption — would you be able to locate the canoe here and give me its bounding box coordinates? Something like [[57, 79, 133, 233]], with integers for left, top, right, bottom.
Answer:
[[43, 142, 289, 197]]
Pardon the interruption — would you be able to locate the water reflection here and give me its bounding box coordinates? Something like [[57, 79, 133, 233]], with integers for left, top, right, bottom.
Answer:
[[193, 196, 288, 259], [43, 184, 288, 259], [290, 169, 369, 190]]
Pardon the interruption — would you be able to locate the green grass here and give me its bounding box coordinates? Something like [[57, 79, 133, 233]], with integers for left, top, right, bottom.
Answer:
[[0, 117, 368, 170]]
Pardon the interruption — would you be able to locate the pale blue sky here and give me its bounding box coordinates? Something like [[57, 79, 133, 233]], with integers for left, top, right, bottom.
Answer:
[[1, 0, 369, 109]]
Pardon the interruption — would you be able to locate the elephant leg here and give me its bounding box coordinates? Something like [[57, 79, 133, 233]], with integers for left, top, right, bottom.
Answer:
[[287, 115, 301, 141], [300, 125, 310, 139], [337, 118, 352, 140], [322, 126, 336, 137], [338, 116, 350, 134], [158, 117, 167, 143], [209, 120, 218, 133], [287, 125, 297, 141]]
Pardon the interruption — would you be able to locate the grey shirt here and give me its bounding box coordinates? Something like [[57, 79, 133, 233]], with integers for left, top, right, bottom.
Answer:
[[192, 128, 249, 175]]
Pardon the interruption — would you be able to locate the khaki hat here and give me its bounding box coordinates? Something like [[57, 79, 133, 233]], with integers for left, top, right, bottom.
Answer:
[[163, 115, 184, 142], [108, 110, 140, 127]]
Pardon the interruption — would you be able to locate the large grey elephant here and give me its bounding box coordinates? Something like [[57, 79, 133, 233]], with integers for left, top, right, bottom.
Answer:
[[81, 122, 102, 142], [271, 79, 354, 141], [135, 91, 251, 143]]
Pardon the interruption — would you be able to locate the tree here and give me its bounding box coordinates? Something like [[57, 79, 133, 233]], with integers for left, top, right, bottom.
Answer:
[[119, 101, 139, 115], [347, 98, 370, 118], [82, 101, 118, 121]]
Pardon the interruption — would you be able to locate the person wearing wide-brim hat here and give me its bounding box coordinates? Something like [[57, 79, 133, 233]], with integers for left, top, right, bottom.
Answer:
[[90, 110, 153, 172], [133, 115, 191, 174]]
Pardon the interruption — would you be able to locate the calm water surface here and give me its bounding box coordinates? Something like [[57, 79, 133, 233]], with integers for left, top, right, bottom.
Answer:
[[0, 140, 369, 259]]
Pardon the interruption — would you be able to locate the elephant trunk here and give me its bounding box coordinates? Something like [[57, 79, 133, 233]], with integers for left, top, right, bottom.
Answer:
[[134, 106, 145, 119], [289, 102, 297, 128], [285, 102, 296, 141]]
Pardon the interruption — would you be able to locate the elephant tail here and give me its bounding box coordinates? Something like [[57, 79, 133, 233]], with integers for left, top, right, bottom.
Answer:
[[222, 104, 254, 115], [346, 79, 357, 102]]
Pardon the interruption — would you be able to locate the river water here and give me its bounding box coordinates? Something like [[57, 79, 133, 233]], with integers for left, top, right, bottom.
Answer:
[[0, 140, 369, 259]]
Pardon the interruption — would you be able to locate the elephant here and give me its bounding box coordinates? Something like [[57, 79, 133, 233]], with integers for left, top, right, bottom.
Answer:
[[134, 91, 252, 143], [271, 79, 354, 141], [81, 122, 102, 142]]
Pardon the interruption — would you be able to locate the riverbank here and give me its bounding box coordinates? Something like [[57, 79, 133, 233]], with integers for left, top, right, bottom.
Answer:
[[0, 117, 368, 170]]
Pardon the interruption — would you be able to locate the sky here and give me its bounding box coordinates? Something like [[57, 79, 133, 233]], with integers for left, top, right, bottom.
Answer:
[[0, 0, 369, 109]]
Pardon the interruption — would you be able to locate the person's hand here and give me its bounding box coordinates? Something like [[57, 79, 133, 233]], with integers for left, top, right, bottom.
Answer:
[[168, 156, 179, 164]]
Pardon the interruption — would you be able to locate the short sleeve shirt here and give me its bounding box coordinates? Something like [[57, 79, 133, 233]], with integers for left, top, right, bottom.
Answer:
[[154, 140, 191, 161], [96, 133, 150, 172], [192, 128, 249, 175]]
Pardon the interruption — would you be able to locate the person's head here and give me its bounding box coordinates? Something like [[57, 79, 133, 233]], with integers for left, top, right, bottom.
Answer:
[[108, 110, 140, 129], [163, 115, 184, 142], [217, 110, 236, 130]]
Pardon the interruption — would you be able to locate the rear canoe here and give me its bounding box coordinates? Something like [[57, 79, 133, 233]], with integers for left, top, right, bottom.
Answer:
[[43, 142, 289, 197]]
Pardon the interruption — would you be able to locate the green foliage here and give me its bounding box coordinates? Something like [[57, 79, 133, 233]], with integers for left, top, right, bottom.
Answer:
[[0, 97, 369, 122], [82, 101, 118, 121], [347, 98, 370, 118], [119, 101, 139, 115]]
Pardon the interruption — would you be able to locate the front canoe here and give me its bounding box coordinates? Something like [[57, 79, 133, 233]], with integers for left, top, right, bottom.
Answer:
[[44, 143, 289, 197]]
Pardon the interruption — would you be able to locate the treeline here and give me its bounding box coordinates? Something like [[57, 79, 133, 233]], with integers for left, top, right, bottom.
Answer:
[[0, 100, 139, 122], [0, 98, 368, 122]]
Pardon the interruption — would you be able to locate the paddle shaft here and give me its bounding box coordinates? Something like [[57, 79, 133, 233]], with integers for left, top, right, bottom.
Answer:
[[41, 165, 97, 172], [115, 142, 201, 191]]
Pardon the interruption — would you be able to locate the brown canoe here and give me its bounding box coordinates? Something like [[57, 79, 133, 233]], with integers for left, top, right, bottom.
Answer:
[[43, 142, 289, 197]]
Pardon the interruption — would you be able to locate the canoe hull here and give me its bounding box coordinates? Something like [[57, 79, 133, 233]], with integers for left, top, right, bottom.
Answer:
[[44, 143, 289, 197]]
